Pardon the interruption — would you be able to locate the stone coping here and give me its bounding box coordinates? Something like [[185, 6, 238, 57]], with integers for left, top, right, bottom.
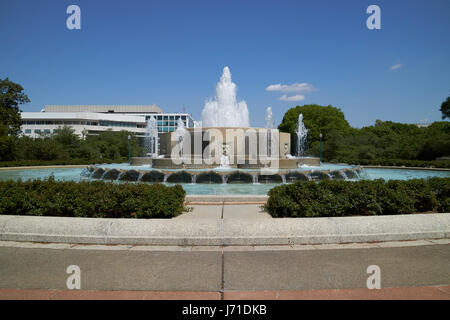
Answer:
[[0, 164, 89, 170], [361, 165, 450, 171], [0, 213, 448, 246]]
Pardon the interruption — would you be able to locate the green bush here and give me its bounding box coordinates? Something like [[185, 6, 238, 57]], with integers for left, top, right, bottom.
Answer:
[[0, 159, 129, 167], [264, 178, 450, 217], [0, 177, 186, 218]]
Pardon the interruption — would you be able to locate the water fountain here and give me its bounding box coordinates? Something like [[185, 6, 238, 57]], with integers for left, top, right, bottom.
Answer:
[[265, 107, 274, 160], [174, 117, 187, 163], [145, 115, 158, 157], [296, 113, 308, 157], [201, 66, 250, 127], [124, 66, 324, 181], [129, 116, 159, 166]]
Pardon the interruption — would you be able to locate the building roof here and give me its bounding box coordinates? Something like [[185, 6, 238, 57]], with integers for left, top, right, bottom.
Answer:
[[44, 105, 163, 114], [21, 112, 147, 123]]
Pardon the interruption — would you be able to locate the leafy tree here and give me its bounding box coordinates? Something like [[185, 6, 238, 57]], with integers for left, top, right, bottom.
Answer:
[[0, 124, 17, 161], [278, 104, 351, 155], [0, 78, 30, 136], [440, 96, 450, 120], [52, 126, 80, 147]]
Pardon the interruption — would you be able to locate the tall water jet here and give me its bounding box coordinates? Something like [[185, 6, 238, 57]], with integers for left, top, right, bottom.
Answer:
[[265, 107, 274, 158], [262, 107, 274, 167], [265, 107, 274, 130], [296, 113, 308, 157], [174, 117, 187, 162], [201, 66, 250, 127], [145, 116, 158, 157]]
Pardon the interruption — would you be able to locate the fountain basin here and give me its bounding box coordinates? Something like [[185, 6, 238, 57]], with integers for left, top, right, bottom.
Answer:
[[130, 157, 153, 166]]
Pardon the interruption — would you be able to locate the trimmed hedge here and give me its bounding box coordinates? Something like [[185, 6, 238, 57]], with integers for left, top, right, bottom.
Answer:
[[0, 177, 186, 218], [0, 159, 129, 167], [333, 158, 450, 169], [264, 178, 450, 217]]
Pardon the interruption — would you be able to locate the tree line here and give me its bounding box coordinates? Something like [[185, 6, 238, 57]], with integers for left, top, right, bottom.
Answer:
[[1, 77, 449, 167], [279, 104, 450, 165], [0, 77, 142, 164]]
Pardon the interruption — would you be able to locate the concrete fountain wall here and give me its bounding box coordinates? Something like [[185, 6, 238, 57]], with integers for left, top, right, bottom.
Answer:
[[131, 127, 320, 169]]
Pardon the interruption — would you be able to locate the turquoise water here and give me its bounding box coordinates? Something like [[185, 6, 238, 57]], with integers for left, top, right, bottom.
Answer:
[[0, 164, 449, 195]]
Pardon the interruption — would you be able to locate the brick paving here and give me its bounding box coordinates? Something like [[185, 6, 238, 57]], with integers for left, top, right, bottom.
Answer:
[[1, 285, 449, 300]]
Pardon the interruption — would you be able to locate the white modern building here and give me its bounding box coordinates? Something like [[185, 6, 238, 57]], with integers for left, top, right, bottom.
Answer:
[[20, 112, 148, 138], [20, 105, 197, 153]]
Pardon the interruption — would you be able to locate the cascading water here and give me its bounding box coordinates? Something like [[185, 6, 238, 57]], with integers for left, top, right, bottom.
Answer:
[[296, 113, 308, 157], [145, 116, 158, 157], [201, 66, 250, 127]]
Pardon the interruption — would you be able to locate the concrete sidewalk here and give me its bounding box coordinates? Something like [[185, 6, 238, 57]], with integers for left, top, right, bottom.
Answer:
[[0, 240, 449, 300], [0, 206, 448, 245]]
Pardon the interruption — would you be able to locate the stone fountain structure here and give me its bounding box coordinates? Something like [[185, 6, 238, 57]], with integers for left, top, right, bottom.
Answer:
[[131, 66, 320, 169]]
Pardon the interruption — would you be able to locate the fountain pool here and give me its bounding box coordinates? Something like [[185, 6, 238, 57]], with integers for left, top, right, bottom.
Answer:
[[1, 164, 449, 195]]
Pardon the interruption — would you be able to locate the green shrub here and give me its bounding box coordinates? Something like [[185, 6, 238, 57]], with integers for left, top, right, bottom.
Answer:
[[264, 178, 450, 217], [0, 159, 129, 167], [0, 177, 186, 218]]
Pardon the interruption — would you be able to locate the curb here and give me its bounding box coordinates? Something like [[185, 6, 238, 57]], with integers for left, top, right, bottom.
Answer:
[[0, 213, 448, 246], [185, 195, 268, 205]]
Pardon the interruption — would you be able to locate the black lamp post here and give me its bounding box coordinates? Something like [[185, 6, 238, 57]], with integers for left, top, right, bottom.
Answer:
[[127, 135, 131, 161]]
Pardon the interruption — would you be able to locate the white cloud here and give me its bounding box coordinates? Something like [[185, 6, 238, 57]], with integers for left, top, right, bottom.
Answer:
[[389, 64, 403, 71], [279, 94, 305, 102], [266, 83, 315, 93]]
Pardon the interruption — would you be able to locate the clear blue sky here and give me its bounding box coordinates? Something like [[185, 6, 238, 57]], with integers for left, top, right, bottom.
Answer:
[[1, 0, 449, 128]]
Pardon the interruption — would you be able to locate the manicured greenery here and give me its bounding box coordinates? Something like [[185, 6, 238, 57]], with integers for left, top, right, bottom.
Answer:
[[279, 105, 450, 166], [0, 177, 186, 218], [0, 158, 129, 167], [264, 178, 450, 217], [5, 127, 143, 163]]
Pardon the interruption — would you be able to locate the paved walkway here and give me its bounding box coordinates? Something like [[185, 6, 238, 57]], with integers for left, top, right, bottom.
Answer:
[[0, 240, 448, 300], [175, 204, 271, 220]]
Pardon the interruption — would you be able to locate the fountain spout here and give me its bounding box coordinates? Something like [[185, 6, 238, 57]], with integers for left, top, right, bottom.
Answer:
[[296, 113, 308, 157], [145, 116, 158, 158]]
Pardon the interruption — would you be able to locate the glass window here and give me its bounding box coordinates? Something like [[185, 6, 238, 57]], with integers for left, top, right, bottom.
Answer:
[[34, 129, 41, 133], [157, 115, 162, 120], [44, 129, 51, 134], [163, 116, 168, 120], [25, 129, 31, 134]]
